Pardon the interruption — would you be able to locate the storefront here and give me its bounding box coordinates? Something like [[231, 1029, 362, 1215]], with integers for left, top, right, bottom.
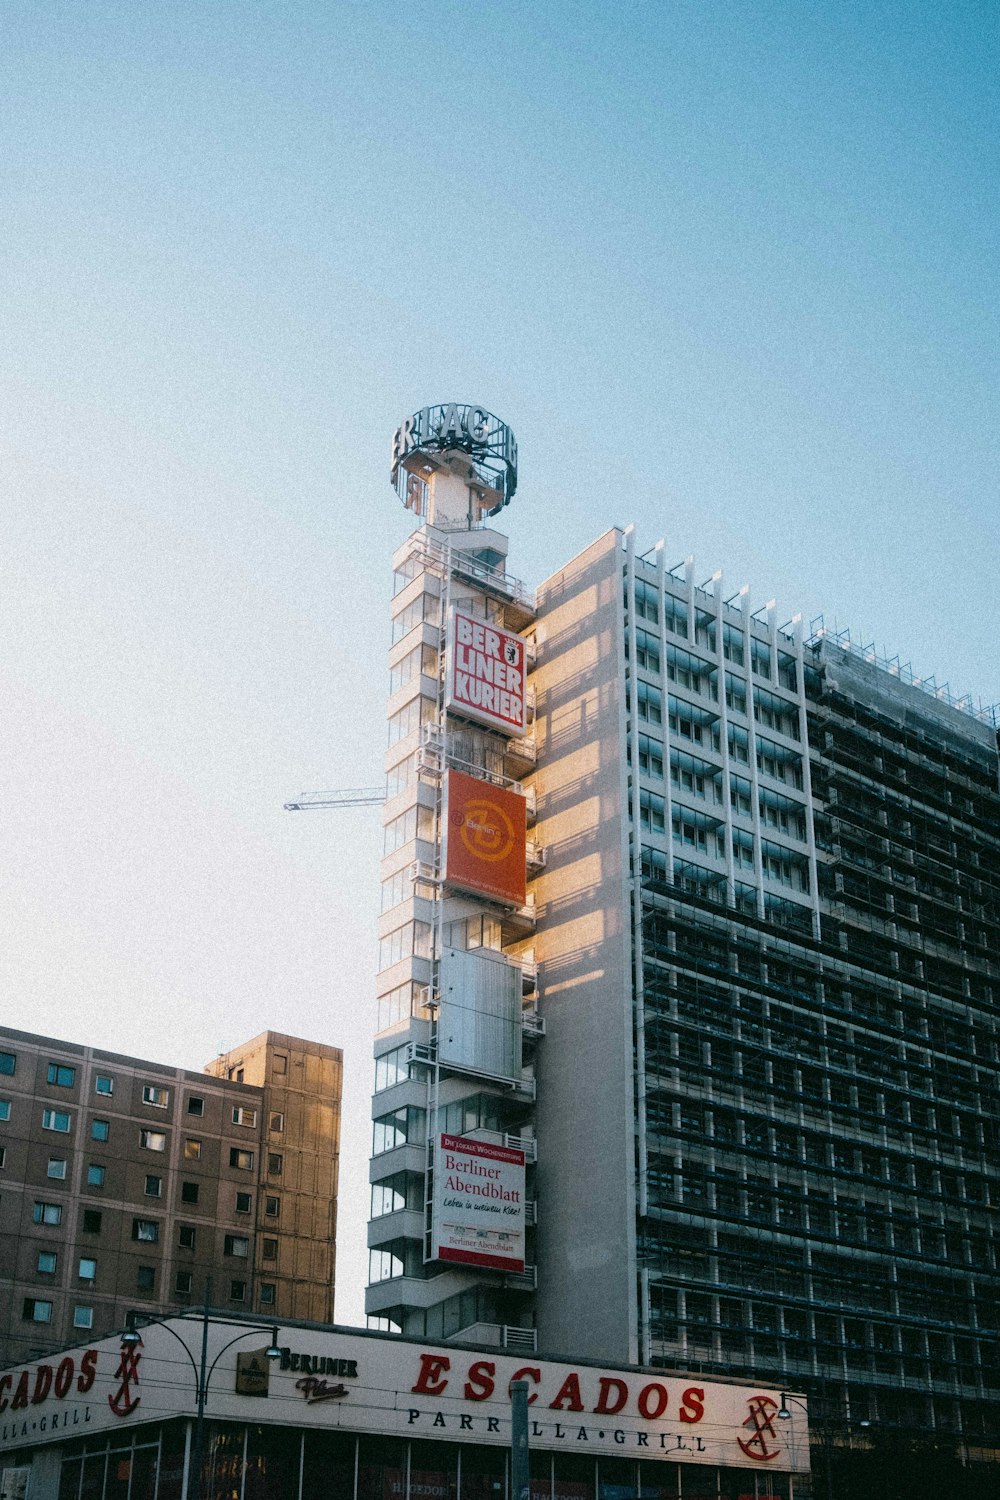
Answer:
[[0, 1318, 810, 1499]]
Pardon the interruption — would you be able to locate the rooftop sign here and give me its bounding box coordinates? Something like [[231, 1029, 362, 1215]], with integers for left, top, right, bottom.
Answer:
[[391, 404, 517, 512]]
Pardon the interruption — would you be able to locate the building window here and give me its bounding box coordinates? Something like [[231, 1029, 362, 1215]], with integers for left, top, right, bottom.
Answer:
[[144, 1174, 162, 1197], [140, 1130, 166, 1152], [94, 1075, 113, 1096], [0, 1146, 5, 1168], [265, 1195, 280, 1218], [33, 1201, 62, 1226], [224, 1235, 249, 1258], [267, 1153, 283, 1176], [184, 1138, 202, 1160], [132, 1219, 159, 1243], [229, 1148, 254, 1171], [23, 1299, 52, 1323], [46, 1156, 68, 1179], [178, 1226, 196, 1250], [37, 1251, 57, 1274], [181, 1181, 199, 1204], [42, 1109, 71, 1133], [272, 1054, 288, 1076], [82, 1209, 102, 1234], [235, 1192, 253, 1214], [0, 1099, 9, 1121], [269, 1112, 284, 1134], [229, 1280, 247, 1303], [47, 1063, 76, 1088], [142, 1085, 170, 1108], [232, 1107, 257, 1127], [137, 1266, 155, 1292], [175, 1271, 193, 1295], [259, 1283, 276, 1307], [87, 1164, 105, 1187], [91, 1119, 110, 1141], [186, 1096, 205, 1116], [262, 1238, 278, 1260], [78, 1257, 97, 1283], [73, 1306, 94, 1329], [0, 1051, 15, 1075]]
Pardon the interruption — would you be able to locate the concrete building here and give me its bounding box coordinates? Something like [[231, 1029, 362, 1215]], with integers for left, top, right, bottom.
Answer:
[[368, 406, 1000, 1478], [0, 1027, 341, 1369]]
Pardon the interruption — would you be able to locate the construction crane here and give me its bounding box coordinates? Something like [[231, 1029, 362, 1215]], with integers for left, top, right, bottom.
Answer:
[[284, 788, 384, 811]]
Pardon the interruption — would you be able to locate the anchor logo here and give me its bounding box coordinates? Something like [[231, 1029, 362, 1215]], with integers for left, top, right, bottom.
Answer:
[[737, 1395, 782, 1461], [108, 1337, 143, 1417]]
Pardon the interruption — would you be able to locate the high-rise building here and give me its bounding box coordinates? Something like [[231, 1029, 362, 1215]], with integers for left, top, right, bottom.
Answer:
[[368, 406, 1000, 1476], [0, 1026, 341, 1368]]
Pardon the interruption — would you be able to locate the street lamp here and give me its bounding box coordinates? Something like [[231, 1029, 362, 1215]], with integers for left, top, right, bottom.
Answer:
[[778, 1392, 831, 1500], [121, 1285, 282, 1499]]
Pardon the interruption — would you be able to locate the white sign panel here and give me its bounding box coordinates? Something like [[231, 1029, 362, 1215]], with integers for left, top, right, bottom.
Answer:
[[438, 946, 523, 1081], [445, 609, 527, 736], [0, 1320, 808, 1473], [431, 1132, 526, 1272]]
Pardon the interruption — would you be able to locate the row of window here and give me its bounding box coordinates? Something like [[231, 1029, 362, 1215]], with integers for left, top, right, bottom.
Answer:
[[0, 1111, 285, 1171], [23, 1275, 276, 1325]]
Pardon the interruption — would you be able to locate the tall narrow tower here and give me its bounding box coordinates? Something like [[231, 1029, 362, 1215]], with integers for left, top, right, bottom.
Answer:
[[366, 406, 541, 1351]]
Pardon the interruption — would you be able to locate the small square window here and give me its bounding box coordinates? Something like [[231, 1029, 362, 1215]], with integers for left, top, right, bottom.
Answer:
[[42, 1109, 71, 1133], [82, 1209, 102, 1234], [144, 1174, 162, 1197], [137, 1265, 156, 1292], [262, 1237, 278, 1260], [47, 1063, 76, 1088], [184, 1138, 202, 1161], [0, 1145, 5, 1168], [272, 1054, 287, 1076], [181, 1181, 199, 1204], [235, 1191, 252, 1214], [268, 1153, 283, 1176], [87, 1164, 105, 1187], [47, 1157, 67, 1180], [73, 1305, 94, 1330], [0, 1052, 15, 1076], [224, 1234, 249, 1258], [186, 1096, 205, 1116], [94, 1075, 114, 1096], [178, 1225, 196, 1250], [23, 1298, 52, 1323], [142, 1084, 170, 1108], [265, 1196, 280, 1218], [229, 1279, 246, 1302], [269, 1112, 285, 1133], [33, 1201, 62, 1226], [0, 1099, 11, 1121], [36, 1251, 57, 1275], [259, 1283, 276, 1307], [232, 1106, 257, 1127], [92, 1119, 110, 1142], [140, 1130, 166, 1152], [175, 1271, 193, 1295], [229, 1148, 254, 1171], [78, 1257, 97, 1283], [132, 1218, 159, 1243]]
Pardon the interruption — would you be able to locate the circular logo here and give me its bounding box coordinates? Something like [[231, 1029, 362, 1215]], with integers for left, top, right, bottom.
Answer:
[[455, 798, 516, 863], [737, 1396, 782, 1461]]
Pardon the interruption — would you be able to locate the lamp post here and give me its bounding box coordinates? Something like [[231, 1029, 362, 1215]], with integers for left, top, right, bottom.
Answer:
[[122, 1282, 281, 1500], [778, 1392, 831, 1500], [510, 1378, 530, 1500]]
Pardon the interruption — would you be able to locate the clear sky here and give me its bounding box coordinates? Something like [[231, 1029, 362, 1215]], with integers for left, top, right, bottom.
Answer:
[[2, 0, 997, 1327]]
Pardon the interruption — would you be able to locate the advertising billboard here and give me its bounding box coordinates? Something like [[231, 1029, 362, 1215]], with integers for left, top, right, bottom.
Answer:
[[431, 1132, 526, 1272], [445, 609, 527, 736], [444, 769, 526, 906]]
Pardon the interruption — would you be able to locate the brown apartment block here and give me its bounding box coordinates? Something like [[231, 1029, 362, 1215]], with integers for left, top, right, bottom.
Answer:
[[0, 1026, 341, 1370]]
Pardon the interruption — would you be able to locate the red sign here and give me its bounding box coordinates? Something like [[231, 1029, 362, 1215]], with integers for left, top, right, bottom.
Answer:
[[444, 770, 526, 905], [446, 610, 527, 735]]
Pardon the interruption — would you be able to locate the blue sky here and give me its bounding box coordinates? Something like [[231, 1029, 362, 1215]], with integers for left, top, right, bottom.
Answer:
[[2, 0, 997, 1323]]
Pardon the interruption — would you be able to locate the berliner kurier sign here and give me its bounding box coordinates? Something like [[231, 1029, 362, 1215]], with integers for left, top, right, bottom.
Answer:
[[0, 1320, 808, 1473]]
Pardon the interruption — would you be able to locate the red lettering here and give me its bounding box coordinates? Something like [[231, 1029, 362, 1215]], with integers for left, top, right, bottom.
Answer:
[[31, 1365, 53, 1405], [508, 1366, 540, 1404], [77, 1351, 99, 1394], [411, 1354, 450, 1397], [54, 1359, 75, 1399], [637, 1382, 668, 1420], [680, 1386, 705, 1423], [548, 1373, 584, 1412], [11, 1371, 30, 1410], [464, 1360, 496, 1402], [593, 1377, 629, 1415], [0, 1374, 11, 1413]]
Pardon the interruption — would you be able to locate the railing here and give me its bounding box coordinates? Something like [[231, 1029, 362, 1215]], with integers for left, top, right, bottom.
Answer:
[[452, 1322, 537, 1352]]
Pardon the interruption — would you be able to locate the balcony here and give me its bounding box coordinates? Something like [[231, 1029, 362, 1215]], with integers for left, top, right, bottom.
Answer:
[[525, 839, 546, 872], [466, 1129, 537, 1164], [451, 1323, 537, 1352], [504, 1264, 537, 1292], [521, 1007, 545, 1040], [504, 735, 537, 777]]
